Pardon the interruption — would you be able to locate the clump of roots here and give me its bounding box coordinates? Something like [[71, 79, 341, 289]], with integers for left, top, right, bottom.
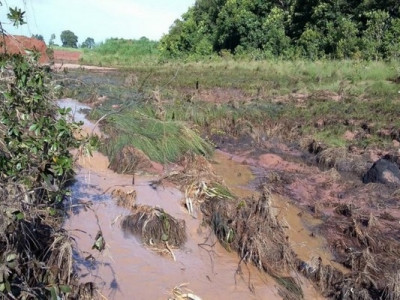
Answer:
[[201, 186, 302, 298], [167, 154, 234, 216], [167, 154, 220, 188], [0, 184, 94, 299], [122, 205, 186, 249], [168, 283, 202, 300], [299, 210, 400, 299], [111, 188, 136, 210], [108, 146, 153, 174], [317, 147, 368, 176]]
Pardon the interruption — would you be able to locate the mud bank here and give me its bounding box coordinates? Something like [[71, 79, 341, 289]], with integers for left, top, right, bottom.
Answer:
[[61, 99, 282, 299], [213, 138, 400, 299]]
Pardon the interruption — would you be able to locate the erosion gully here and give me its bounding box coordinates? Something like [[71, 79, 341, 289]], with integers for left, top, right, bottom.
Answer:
[[60, 99, 329, 299]]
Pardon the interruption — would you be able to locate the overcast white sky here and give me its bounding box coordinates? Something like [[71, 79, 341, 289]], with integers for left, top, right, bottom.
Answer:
[[1, 0, 195, 44]]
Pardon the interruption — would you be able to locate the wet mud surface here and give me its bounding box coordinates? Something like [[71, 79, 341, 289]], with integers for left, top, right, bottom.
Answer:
[[65, 153, 283, 299], [61, 100, 283, 299], [61, 97, 400, 299]]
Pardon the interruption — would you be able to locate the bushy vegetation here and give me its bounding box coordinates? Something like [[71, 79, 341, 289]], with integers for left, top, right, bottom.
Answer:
[[160, 0, 400, 60], [81, 37, 159, 66], [0, 52, 88, 298], [0, 5, 95, 298]]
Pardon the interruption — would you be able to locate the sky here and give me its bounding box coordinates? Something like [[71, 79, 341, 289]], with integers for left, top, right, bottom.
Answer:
[[1, 0, 195, 45]]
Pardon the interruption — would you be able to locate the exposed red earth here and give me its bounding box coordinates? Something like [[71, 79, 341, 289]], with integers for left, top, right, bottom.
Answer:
[[0, 35, 49, 63], [53, 49, 81, 63]]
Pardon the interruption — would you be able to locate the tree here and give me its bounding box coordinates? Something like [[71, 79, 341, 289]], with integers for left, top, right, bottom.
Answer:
[[49, 33, 56, 46], [81, 37, 95, 49], [60, 30, 78, 48], [32, 34, 44, 41]]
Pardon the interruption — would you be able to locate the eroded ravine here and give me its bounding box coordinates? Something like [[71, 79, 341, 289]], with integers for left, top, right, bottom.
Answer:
[[61, 99, 282, 299]]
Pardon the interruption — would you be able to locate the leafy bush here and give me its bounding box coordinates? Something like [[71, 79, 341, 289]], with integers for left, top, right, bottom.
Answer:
[[0, 54, 81, 204]]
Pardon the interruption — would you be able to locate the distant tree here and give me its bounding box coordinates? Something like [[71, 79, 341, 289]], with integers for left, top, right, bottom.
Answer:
[[49, 33, 56, 46], [60, 30, 78, 48], [32, 34, 44, 41], [81, 37, 95, 49]]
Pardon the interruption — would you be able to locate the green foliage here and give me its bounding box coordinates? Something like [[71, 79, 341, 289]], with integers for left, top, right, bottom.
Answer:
[[81, 37, 158, 66], [7, 7, 26, 27], [362, 10, 390, 60], [81, 37, 95, 49], [98, 108, 213, 164], [160, 0, 400, 60], [49, 33, 56, 46], [0, 54, 81, 204], [60, 30, 78, 48], [31, 34, 44, 42]]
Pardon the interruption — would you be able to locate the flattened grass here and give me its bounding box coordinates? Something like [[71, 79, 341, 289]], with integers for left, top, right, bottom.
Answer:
[[99, 109, 213, 164]]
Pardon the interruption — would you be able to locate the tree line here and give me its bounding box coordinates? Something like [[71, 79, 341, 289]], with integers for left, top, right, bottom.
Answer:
[[32, 30, 95, 49], [159, 0, 400, 60]]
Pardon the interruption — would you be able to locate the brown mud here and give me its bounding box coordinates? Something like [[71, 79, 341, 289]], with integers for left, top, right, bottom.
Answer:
[[54, 50, 81, 63], [213, 136, 400, 298], [60, 94, 400, 299], [61, 100, 283, 299], [212, 151, 347, 275]]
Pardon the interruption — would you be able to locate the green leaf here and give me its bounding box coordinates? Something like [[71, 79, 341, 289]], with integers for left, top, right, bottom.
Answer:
[[7, 7, 26, 27], [48, 286, 58, 300], [15, 212, 24, 220], [29, 124, 38, 131], [59, 285, 72, 293]]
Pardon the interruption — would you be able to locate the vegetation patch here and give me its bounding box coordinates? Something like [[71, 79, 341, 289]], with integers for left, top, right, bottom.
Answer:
[[0, 53, 93, 298], [99, 109, 214, 165], [121, 205, 187, 249]]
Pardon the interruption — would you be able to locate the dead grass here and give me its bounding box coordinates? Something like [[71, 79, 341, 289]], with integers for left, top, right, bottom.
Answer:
[[121, 205, 186, 248], [201, 186, 302, 298], [317, 148, 369, 176], [111, 188, 136, 210]]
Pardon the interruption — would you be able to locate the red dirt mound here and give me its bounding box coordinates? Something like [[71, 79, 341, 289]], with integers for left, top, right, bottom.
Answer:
[[0, 35, 49, 63], [53, 50, 81, 63]]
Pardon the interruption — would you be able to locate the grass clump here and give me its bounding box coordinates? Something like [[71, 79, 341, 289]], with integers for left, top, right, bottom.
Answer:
[[121, 205, 187, 248], [100, 109, 213, 165]]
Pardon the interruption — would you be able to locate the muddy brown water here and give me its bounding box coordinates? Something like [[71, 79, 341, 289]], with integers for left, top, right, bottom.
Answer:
[[61, 99, 285, 299], [213, 151, 348, 274], [59, 98, 334, 299]]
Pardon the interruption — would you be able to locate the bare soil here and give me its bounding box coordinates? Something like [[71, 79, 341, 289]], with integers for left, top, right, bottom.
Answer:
[[54, 49, 81, 63], [213, 135, 400, 298], [0, 35, 49, 63]]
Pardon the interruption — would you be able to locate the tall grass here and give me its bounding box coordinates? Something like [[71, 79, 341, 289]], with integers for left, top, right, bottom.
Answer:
[[81, 38, 159, 66], [65, 56, 400, 152], [98, 109, 213, 164]]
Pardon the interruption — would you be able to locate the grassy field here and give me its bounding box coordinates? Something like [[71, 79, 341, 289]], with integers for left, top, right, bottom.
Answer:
[[63, 55, 400, 163], [80, 38, 159, 66]]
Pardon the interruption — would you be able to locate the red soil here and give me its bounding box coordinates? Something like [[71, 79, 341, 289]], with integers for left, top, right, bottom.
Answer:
[[0, 35, 49, 63], [53, 50, 81, 63]]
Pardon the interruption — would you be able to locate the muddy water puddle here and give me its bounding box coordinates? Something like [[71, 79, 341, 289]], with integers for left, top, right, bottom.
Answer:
[[213, 151, 347, 271], [212, 151, 353, 297], [62, 100, 281, 299], [58, 98, 102, 137]]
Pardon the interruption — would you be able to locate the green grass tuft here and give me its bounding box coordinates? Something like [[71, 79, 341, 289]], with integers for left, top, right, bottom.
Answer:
[[100, 109, 213, 164]]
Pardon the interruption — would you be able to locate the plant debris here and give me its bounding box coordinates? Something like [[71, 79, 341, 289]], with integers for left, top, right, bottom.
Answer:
[[122, 205, 187, 249]]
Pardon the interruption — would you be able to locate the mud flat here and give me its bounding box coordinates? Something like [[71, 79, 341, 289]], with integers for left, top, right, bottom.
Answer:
[[61, 99, 282, 299]]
